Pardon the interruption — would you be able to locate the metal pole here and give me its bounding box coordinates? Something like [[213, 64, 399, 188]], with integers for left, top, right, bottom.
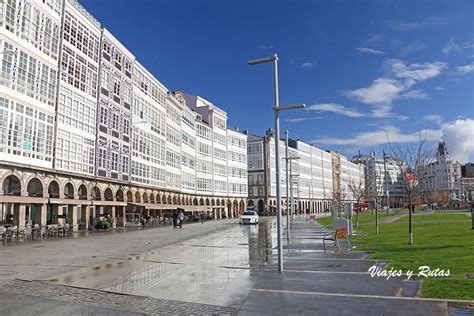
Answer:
[[271, 54, 283, 272], [285, 130, 290, 230], [383, 152, 389, 215], [290, 160, 293, 220]]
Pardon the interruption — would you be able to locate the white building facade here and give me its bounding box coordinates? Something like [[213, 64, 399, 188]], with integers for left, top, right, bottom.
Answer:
[[0, 0, 247, 230], [0, 0, 61, 169], [55, 1, 100, 176], [246, 130, 359, 215], [420, 142, 462, 203], [352, 153, 406, 208]]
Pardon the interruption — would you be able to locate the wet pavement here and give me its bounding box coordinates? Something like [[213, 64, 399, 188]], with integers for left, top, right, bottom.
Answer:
[[239, 218, 473, 316], [1, 216, 473, 315], [44, 220, 276, 308]]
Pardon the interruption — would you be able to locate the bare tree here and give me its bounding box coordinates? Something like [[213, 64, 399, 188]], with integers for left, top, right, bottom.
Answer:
[[331, 188, 347, 218], [366, 156, 385, 234], [427, 190, 449, 209], [387, 133, 435, 244], [348, 175, 366, 228]]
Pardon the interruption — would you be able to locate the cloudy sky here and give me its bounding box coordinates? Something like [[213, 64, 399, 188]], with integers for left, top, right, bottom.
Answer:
[[82, 0, 474, 162]]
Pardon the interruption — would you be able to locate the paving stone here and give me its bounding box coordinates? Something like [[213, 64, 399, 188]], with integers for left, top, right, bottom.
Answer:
[[0, 279, 237, 315]]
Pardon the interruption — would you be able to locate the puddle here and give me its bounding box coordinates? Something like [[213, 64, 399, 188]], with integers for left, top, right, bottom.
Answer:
[[46, 219, 276, 307], [449, 307, 474, 316]]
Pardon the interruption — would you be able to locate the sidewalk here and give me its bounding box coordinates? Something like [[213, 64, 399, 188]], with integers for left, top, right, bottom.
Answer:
[[0, 219, 218, 247], [238, 218, 471, 316]]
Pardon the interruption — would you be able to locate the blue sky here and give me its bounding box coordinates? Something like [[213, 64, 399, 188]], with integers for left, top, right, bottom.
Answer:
[[81, 0, 474, 162]]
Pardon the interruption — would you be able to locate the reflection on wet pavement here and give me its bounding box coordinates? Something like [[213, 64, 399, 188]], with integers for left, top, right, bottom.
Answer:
[[47, 218, 276, 307]]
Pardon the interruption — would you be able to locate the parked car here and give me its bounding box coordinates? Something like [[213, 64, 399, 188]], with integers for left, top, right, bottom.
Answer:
[[239, 210, 259, 225]]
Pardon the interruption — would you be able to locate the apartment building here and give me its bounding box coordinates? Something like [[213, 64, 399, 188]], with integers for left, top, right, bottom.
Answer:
[[352, 152, 406, 208], [420, 141, 462, 204], [0, 0, 247, 230], [247, 129, 362, 215]]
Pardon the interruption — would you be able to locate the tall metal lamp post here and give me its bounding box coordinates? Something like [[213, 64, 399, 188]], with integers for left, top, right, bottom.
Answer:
[[248, 54, 305, 272], [383, 151, 390, 215]]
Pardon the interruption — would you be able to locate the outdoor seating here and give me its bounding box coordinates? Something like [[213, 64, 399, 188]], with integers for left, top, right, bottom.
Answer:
[[323, 228, 350, 250], [2, 226, 17, 242], [46, 225, 59, 238], [31, 224, 43, 240]]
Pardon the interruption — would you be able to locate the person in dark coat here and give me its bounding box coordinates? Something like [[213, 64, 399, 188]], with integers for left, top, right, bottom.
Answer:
[[172, 211, 178, 228], [200, 212, 205, 224]]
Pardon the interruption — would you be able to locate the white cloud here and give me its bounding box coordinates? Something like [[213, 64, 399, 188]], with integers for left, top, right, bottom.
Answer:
[[342, 59, 446, 119], [307, 103, 365, 117], [285, 117, 322, 123], [441, 119, 474, 162], [401, 41, 427, 56], [464, 41, 474, 49], [435, 86, 444, 91], [453, 62, 474, 76], [311, 125, 442, 147], [402, 90, 428, 99], [370, 105, 408, 120], [367, 34, 384, 46], [389, 17, 447, 31], [344, 78, 404, 106], [300, 62, 317, 69], [387, 59, 447, 82], [357, 47, 384, 55], [423, 114, 444, 125], [443, 38, 463, 55]]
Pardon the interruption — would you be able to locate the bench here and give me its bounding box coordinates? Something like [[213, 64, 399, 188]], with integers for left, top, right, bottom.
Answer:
[[323, 228, 350, 250]]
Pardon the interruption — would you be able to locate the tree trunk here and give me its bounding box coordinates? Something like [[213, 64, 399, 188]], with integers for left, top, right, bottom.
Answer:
[[356, 211, 359, 228], [408, 192, 413, 244]]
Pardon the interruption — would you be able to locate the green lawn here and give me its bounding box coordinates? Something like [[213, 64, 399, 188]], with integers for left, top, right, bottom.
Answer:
[[316, 213, 474, 300], [316, 210, 402, 227], [394, 213, 470, 223]]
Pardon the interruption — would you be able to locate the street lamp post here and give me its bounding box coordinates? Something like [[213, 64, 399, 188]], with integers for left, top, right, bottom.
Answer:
[[383, 151, 390, 215], [248, 54, 305, 272], [285, 130, 290, 230]]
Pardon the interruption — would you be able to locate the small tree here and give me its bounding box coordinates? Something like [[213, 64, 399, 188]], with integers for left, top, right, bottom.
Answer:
[[331, 188, 347, 218], [366, 157, 385, 234], [387, 133, 435, 244], [427, 190, 449, 209], [348, 175, 366, 228]]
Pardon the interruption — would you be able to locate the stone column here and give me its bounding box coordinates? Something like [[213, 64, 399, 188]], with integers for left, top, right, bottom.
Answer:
[[123, 207, 126, 227], [98, 206, 103, 219], [18, 204, 26, 229], [85, 206, 90, 230], [111, 206, 116, 228], [41, 204, 47, 226], [57, 205, 64, 225], [71, 205, 78, 231]]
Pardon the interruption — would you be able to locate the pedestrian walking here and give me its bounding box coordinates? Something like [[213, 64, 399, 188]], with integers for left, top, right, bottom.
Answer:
[[178, 210, 184, 228], [200, 211, 205, 224], [172, 211, 178, 228]]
